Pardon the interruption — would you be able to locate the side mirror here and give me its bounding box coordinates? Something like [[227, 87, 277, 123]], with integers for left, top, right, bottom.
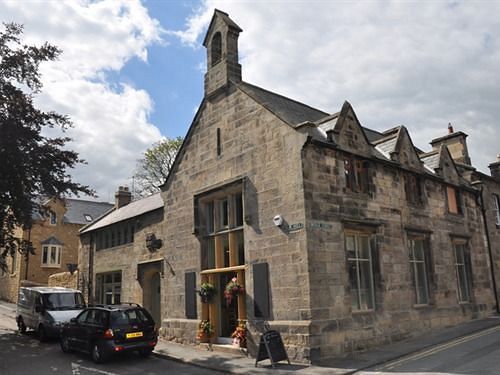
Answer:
[[70, 318, 77, 324], [35, 305, 43, 313]]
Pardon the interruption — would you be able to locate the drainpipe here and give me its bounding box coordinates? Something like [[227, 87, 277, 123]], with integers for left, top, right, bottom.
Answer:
[[478, 184, 499, 313], [88, 234, 94, 304], [24, 227, 31, 281]]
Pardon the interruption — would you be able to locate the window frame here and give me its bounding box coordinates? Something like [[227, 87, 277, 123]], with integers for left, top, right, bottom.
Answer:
[[408, 235, 430, 305], [493, 194, 500, 227], [446, 185, 462, 215], [453, 240, 471, 303], [49, 211, 57, 226], [344, 155, 369, 194], [41, 245, 62, 268], [345, 231, 375, 312]]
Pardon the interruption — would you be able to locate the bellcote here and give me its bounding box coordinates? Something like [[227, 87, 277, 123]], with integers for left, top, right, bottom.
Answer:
[[203, 10, 242, 98]]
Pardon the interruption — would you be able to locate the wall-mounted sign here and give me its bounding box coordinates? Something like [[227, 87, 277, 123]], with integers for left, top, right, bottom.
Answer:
[[310, 222, 333, 230], [287, 223, 304, 232]]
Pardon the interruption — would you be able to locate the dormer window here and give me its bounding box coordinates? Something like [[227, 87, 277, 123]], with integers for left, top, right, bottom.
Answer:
[[446, 186, 462, 215], [49, 211, 57, 225], [344, 155, 369, 193], [211, 32, 222, 66]]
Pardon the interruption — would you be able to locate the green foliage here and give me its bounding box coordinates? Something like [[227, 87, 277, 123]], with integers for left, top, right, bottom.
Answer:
[[132, 137, 183, 197], [0, 23, 93, 270]]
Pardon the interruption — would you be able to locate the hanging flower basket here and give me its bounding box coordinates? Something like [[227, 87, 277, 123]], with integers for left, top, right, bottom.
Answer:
[[198, 282, 216, 303], [197, 320, 214, 343], [224, 277, 245, 306]]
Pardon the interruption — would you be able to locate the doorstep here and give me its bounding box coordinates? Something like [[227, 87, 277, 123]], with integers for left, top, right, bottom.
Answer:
[[206, 342, 248, 357]]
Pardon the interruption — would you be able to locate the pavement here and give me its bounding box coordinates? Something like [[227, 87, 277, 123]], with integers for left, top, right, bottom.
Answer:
[[2, 299, 500, 374], [153, 315, 500, 374]]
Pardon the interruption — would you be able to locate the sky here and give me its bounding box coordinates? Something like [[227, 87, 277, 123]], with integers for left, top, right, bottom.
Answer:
[[1, 0, 499, 202]]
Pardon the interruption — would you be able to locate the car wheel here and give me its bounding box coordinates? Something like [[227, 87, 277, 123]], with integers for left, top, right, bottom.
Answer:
[[91, 343, 107, 364], [17, 318, 26, 334], [60, 335, 72, 353], [138, 348, 153, 358], [38, 325, 47, 342]]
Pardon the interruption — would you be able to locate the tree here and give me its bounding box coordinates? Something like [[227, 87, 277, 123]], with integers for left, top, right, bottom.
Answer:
[[0, 23, 93, 270], [132, 137, 183, 198]]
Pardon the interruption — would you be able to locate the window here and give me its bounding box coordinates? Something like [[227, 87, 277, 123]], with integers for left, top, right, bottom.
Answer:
[[201, 191, 244, 270], [211, 32, 222, 66], [408, 237, 429, 305], [95, 271, 122, 304], [493, 194, 500, 226], [404, 174, 423, 206], [41, 245, 62, 267], [216, 128, 222, 156], [49, 211, 57, 225], [446, 186, 462, 214], [453, 241, 471, 303], [84, 214, 92, 222], [344, 155, 369, 193], [96, 221, 135, 250], [346, 233, 375, 311]]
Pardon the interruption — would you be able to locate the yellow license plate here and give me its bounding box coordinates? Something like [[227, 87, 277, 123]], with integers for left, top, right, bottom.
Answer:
[[126, 332, 143, 339]]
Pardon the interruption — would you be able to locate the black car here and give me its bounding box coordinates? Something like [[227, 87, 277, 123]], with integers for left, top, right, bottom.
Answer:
[[59, 303, 158, 363]]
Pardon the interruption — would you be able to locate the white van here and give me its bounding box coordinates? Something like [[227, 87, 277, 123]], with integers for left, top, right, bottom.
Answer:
[[16, 286, 85, 341]]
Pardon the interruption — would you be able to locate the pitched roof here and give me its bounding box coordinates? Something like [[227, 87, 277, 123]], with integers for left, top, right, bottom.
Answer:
[[375, 136, 398, 156], [63, 199, 113, 225], [31, 198, 112, 225], [80, 193, 163, 233], [238, 82, 329, 127], [420, 151, 440, 172]]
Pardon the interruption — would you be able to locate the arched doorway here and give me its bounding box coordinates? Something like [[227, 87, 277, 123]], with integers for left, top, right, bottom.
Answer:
[[138, 260, 162, 328]]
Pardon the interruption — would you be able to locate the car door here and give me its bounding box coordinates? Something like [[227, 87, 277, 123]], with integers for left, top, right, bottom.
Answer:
[[68, 310, 90, 351]]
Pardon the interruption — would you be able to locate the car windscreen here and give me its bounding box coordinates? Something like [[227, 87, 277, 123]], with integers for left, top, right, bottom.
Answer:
[[42, 292, 85, 310], [110, 309, 154, 327]]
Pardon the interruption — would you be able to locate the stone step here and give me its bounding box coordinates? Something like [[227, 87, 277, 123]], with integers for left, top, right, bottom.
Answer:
[[201, 342, 248, 357]]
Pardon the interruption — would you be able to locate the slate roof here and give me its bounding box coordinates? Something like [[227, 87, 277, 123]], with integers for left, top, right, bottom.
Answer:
[[420, 151, 440, 172], [374, 136, 398, 155], [238, 82, 329, 127], [63, 199, 113, 225], [80, 193, 163, 233], [31, 198, 112, 225]]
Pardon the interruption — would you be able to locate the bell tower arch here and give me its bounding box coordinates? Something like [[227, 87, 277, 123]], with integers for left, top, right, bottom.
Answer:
[[203, 9, 242, 97]]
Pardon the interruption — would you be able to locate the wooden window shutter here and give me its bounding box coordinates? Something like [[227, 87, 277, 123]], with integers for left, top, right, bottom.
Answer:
[[447, 186, 458, 214], [253, 263, 270, 319], [185, 272, 197, 319]]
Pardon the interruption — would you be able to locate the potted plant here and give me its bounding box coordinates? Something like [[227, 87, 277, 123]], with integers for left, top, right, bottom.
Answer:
[[231, 322, 247, 348], [224, 277, 245, 306], [198, 282, 216, 303], [197, 320, 214, 343]]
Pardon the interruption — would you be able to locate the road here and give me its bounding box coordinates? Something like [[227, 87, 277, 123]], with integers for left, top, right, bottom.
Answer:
[[358, 325, 500, 374], [0, 303, 222, 375]]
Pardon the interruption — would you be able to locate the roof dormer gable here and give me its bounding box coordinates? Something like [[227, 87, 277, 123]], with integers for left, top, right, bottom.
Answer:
[[331, 101, 371, 157], [437, 145, 461, 185], [392, 126, 425, 172]]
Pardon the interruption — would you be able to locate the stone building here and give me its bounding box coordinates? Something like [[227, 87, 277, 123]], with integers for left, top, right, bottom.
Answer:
[[79, 10, 500, 364], [79, 187, 165, 324], [0, 197, 112, 302]]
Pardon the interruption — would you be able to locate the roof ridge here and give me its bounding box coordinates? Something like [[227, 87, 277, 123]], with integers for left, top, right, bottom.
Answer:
[[239, 81, 329, 117]]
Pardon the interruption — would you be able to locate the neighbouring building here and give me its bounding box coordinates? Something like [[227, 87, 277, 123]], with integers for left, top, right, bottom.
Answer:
[[79, 10, 500, 364], [0, 197, 112, 302], [79, 187, 164, 324]]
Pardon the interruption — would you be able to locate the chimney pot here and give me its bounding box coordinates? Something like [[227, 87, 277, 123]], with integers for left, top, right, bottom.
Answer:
[[448, 122, 454, 134]]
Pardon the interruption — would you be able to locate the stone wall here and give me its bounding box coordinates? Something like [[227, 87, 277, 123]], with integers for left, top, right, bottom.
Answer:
[[302, 142, 495, 361], [48, 271, 78, 289]]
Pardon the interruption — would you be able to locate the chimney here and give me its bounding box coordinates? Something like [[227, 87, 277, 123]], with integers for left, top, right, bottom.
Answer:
[[115, 186, 131, 209], [489, 154, 500, 180], [430, 124, 471, 165]]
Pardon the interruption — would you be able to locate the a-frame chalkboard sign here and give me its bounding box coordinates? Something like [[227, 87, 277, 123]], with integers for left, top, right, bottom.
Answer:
[[255, 330, 290, 368]]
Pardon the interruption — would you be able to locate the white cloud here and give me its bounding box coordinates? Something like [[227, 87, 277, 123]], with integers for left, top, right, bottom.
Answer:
[[1, 0, 163, 200], [173, 0, 500, 174]]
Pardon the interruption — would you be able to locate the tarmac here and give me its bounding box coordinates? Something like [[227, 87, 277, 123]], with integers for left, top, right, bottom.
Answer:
[[1, 299, 500, 374]]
